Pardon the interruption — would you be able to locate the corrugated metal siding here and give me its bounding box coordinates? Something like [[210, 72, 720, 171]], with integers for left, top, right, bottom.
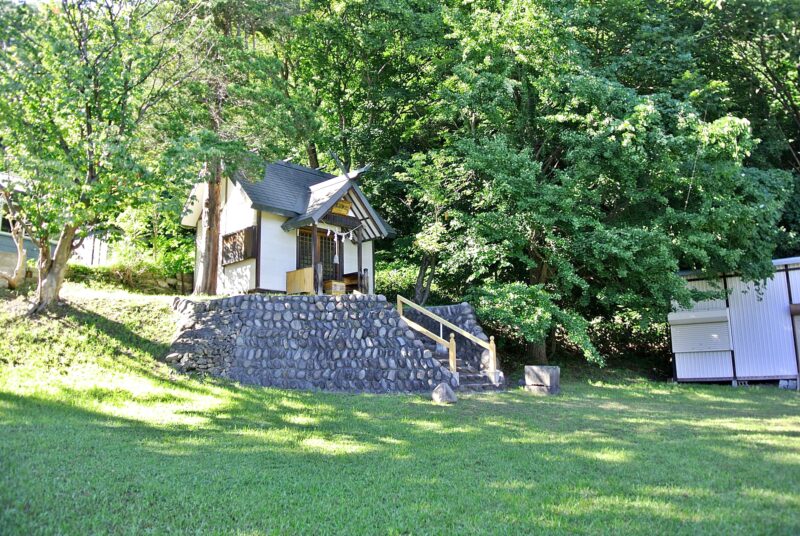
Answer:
[[682, 278, 727, 311], [727, 275, 798, 379], [789, 270, 800, 305], [670, 322, 731, 353], [675, 351, 733, 380]]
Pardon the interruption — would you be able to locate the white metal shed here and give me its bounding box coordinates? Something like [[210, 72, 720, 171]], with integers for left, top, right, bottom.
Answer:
[[669, 257, 800, 386]]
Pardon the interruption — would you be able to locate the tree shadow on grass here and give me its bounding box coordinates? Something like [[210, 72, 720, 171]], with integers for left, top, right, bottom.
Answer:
[[2, 299, 222, 396], [1, 380, 799, 534], [3, 292, 800, 533]]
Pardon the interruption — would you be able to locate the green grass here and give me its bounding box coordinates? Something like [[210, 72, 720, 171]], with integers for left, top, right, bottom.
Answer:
[[1, 283, 799, 535]]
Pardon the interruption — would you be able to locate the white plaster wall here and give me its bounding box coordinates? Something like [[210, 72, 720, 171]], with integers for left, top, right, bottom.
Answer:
[[259, 212, 297, 292], [343, 239, 374, 293], [193, 178, 257, 294], [219, 259, 256, 295], [216, 177, 257, 293], [221, 178, 256, 234], [255, 213, 376, 293]]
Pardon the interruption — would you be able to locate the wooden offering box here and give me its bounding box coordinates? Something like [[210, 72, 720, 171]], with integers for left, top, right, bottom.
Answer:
[[324, 280, 346, 295]]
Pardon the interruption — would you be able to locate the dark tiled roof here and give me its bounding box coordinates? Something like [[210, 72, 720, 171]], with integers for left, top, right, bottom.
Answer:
[[233, 160, 395, 240], [233, 161, 335, 217]]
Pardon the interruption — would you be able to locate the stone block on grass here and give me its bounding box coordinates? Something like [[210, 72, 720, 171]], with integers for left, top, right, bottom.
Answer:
[[431, 382, 457, 404], [524, 365, 560, 395]]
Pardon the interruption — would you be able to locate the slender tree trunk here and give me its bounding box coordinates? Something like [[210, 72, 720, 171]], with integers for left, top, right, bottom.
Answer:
[[196, 160, 221, 295], [307, 143, 319, 169], [0, 220, 26, 290], [30, 225, 76, 313], [526, 259, 550, 364]]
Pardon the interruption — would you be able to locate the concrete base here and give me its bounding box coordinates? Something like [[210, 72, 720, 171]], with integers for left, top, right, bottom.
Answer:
[[778, 379, 798, 390], [524, 365, 560, 395]]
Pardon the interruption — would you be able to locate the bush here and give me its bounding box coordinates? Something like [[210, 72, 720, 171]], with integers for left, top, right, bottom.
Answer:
[[375, 261, 417, 304], [374, 260, 453, 305], [66, 261, 193, 294], [587, 313, 671, 373]]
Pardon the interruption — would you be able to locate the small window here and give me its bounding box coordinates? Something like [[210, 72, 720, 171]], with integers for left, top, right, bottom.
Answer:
[[222, 226, 257, 265]]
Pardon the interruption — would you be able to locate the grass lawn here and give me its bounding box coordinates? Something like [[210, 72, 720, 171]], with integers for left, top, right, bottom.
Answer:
[[1, 283, 799, 535]]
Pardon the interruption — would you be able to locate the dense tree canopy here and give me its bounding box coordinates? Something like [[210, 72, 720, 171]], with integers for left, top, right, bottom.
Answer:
[[0, 0, 796, 364], [0, 0, 198, 309]]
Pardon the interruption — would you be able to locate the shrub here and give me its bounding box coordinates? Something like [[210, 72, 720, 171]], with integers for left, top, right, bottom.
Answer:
[[66, 261, 192, 294], [374, 260, 454, 305]]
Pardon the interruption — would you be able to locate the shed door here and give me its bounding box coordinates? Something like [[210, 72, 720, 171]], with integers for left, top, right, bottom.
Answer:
[[669, 307, 734, 380], [727, 275, 798, 379]]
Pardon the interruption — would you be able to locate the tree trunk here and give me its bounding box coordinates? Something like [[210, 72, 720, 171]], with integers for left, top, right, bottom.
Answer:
[[527, 340, 549, 365], [307, 143, 319, 169], [526, 261, 551, 364], [195, 160, 221, 295], [414, 254, 436, 305], [30, 225, 76, 313], [0, 220, 26, 290]]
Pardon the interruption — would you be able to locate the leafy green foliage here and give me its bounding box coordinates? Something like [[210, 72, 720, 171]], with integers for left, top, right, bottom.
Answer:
[[1, 0, 798, 361], [0, 1, 189, 236], [366, 1, 792, 362]]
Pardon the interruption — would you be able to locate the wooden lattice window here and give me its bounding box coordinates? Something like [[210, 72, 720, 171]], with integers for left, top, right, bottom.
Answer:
[[298, 228, 338, 280], [320, 233, 336, 280], [222, 226, 257, 266], [297, 230, 312, 269]]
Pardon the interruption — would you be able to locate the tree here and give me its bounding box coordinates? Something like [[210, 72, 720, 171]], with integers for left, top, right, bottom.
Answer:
[[393, 0, 790, 364], [696, 0, 800, 256], [0, 0, 200, 311], [155, 0, 297, 295]]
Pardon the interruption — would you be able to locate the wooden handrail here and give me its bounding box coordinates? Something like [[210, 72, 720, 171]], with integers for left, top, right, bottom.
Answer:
[[402, 316, 448, 347], [398, 295, 491, 349], [397, 295, 497, 376]]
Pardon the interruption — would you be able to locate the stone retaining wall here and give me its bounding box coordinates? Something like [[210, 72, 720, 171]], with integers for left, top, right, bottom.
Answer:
[[167, 294, 458, 393]]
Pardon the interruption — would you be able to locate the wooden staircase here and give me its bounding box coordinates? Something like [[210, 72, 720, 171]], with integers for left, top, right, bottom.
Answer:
[[396, 296, 504, 392], [430, 346, 504, 392]]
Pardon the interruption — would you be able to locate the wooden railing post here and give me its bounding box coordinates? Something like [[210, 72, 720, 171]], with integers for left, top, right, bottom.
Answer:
[[489, 335, 497, 375], [397, 295, 403, 317], [449, 333, 457, 373]]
